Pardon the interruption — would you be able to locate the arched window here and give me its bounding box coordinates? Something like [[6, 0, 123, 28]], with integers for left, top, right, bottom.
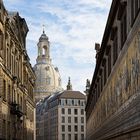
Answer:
[[42, 46, 47, 56]]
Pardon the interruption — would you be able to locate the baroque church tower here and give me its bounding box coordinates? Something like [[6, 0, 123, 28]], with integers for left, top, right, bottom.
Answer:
[[34, 29, 62, 102]]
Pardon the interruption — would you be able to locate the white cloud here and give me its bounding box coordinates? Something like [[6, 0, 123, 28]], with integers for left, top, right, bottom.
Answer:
[[4, 0, 112, 91]]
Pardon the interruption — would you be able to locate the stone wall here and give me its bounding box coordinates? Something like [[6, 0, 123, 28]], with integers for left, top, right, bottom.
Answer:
[[87, 31, 140, 140]]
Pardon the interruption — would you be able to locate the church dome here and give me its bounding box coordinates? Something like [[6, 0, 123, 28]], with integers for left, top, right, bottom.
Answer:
[[34, 63, 62, 93], [34, 30, 62, 101]]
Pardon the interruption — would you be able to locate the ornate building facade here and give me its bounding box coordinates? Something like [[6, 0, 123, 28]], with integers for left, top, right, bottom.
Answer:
[[0, 1, 36, 140], [34, 30, 62, 102], [36, 79, 86, 140], [86, 0, 140, 140]]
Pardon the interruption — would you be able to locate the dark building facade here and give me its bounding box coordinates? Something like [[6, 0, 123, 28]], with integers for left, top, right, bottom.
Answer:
[[86, 0, 140, 140], [0, 1, 36, 140]]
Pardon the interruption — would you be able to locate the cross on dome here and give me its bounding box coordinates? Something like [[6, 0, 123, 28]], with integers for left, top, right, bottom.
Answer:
[[42, 24, 46, 34]]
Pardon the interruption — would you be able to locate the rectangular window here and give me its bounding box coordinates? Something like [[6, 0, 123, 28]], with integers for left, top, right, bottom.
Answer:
[[68, 134, 71, 140], [81, 117, 84, 123], [121, 9, 127, 48], [104, 61, 107, 85], [81, 134, 84, 140], [62, 125, 65, 132], [75, 134, 78, 140], [74, 117, 78, 123], [68, 117, 71, 123], [81, 126, 84, 132], [113, 29, 118, 64], [108, 50, 111, 76], [62, 116, 65, 123], [74, 109, 78, 115], [81, 109, 84, 115], [8, 84, 10, 103], [68, 125, 71, 132], [62, 134, 65, 140], [101, 73, 103, 92], [131, 1, 140, 25], [62, 108, 65, 114], [68, 108, 71, 114], [75, 125, 78, 132], [131, 1, 134, 24], [135, 0, 139, 15], [3, 80, 6, 100]]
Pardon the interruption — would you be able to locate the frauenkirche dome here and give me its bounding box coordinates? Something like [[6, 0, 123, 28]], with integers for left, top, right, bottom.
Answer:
[[34, 30, 62, 102]]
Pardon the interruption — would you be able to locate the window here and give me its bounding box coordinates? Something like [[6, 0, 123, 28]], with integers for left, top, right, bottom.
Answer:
[[81, 126, 84, 132], [81, 109, 84, 115], [74, 117, 78, 123], [74, 99, 78, 106], [68, 108, 71, 114], [46, 77, 51, 85], [104, 61, 107, 85], [8, 84, 10, 102], [62, 125, 65, 132], [81, 134, 84, 140], [68, 134, 71, 140], [81, 117, 84, 123], [42, 46, 46, 55], [62, 108, 65, 114], [74, 125, 78, 132], [81, 101, 85, 106], [74, 109, 78, 115], [108, 49, 111, 76], [0, 31, 3, 50], [101, 73, 103, 92], [68, 117, 71, 123], [67, 99, 72, 105], [72, 100, 74, 105], [65, 99, 67, 105], [75, 134, 78, 140], [113, 29, 118, 64], [62, 134, 65, 140], [61, 99, 65, 105], [68, 125, 71, 132], [3, 80, 6, 100], [62, 117, 65, 123], [121, 8, 127, 48], [131, 0, 140, 25]]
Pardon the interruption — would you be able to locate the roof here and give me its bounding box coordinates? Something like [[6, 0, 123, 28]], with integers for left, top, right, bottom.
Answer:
[[60, 90, 85, 99], [86, 0, 119, 112], [42, 90, 86, 103], [39, 31, 48, 41]]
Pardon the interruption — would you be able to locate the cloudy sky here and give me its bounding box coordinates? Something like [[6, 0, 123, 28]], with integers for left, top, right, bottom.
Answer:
[[3, 0, 112, 91]]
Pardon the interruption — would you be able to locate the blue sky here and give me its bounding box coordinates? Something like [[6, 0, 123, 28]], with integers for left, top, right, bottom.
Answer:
[[3, 0, 112, 91]]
